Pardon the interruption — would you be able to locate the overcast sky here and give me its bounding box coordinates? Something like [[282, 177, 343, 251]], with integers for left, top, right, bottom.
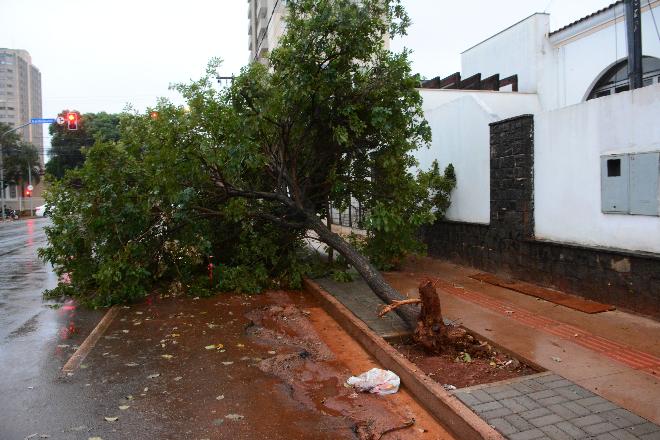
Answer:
[[0, 0, 615, 149]]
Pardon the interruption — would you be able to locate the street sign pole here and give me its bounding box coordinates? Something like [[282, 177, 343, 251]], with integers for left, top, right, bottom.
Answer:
[[28, 166, 32, 216]]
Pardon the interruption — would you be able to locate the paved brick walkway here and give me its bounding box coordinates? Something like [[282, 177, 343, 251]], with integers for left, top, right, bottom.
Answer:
[[429, 277, 660, 377], [315, 277, 411, 338], [453, 372, 660, 440]]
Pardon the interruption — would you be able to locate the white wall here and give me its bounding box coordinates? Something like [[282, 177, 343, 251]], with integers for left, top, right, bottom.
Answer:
[[419, 89, 540, 224], [535, 84, 660, 253], [461, 14, 549, 94], [544, 1, 660, 110], [459, 3, 660, 112]]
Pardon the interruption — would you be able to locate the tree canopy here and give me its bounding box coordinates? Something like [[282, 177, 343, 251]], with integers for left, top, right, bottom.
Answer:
[[45, 111, 121, 179], [40, 0, 455, 315], [1, 122, 41, 189]]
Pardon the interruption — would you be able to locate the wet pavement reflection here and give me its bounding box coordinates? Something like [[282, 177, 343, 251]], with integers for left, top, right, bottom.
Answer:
[[0, 219, 104, 439]]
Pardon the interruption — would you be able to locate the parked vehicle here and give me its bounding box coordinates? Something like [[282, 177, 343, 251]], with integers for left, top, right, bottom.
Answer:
[[35, 204, 49, 217]]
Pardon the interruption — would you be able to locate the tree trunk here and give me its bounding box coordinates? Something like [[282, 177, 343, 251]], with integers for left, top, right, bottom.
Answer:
[[306, 214, 419, 329], [414, 280, 448, 352], [326, 202, 334, 264]]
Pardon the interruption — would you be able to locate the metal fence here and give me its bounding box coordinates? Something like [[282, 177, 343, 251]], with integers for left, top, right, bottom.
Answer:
[[328, 201, 368, 230]]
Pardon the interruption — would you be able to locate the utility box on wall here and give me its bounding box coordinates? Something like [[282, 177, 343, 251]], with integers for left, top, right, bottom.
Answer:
[[601, 152, 660, 216], [601, 155, 629, 213]]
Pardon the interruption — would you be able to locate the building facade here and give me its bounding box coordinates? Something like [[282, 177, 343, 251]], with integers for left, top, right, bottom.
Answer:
[[247, 0, 389, 65], [417, 1, 660, 316], [0, 48, 44, 211], [248, 0, 288, 64]]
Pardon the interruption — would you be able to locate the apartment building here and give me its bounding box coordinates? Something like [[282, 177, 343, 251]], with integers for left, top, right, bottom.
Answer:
[[0, 48, 44, 211]]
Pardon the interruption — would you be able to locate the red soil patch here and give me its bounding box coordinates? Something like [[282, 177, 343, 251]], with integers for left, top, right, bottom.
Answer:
[[392, 340, 538, 389]]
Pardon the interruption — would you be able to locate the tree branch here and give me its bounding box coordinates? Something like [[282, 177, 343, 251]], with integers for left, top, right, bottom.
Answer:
[[378, 299, 421, 318]]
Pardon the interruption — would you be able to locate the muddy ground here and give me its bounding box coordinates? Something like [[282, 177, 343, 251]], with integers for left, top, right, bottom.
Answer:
[[392, 340, 538, 389], [50, 290, 454, 439]]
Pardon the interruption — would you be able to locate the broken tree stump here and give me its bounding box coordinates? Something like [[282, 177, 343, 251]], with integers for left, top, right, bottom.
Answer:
[[380, 278, 467, 353]]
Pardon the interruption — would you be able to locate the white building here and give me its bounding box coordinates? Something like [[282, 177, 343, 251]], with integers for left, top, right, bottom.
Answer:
[[248, 0, 288, 64], [417, 1, 660, 314], [247, 0, 390, 65], [418, 0, 660, 252]]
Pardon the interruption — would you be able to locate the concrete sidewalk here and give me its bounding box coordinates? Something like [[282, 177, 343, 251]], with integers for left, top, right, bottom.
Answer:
[[313, 256, 660, 438]]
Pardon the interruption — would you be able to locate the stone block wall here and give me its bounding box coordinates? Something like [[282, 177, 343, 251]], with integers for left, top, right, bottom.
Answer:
[[422, 115, 660, 318]]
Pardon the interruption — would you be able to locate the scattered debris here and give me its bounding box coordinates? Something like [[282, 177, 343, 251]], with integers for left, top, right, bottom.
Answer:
[[173, 376, 183, 381], [225, 414, 244, 421], [147, 373, 160, 379], [221, 362, 234, 366], [442, 384, 457, 391], [103, 416, 118, 422], [161, 354, 174, 360], [216, 395, 224, 401], [552, 356, 562, 363], [346, 368, 400, 395], [125, 362, 139, 367], [118, 405, 130, 410], [377, 418, 415, 439]]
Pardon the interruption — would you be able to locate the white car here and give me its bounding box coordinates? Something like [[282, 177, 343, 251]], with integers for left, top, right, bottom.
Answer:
[[35, 204, 49, 217]]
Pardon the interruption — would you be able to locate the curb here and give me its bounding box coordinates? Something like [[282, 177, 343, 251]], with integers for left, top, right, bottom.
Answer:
[[303, 278, 504, 440], [62, 305, 120, 373]]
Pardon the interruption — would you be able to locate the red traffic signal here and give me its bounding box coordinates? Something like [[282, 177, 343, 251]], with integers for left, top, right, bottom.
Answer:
[[66, 112, 79, 130], [25, 189, 32, 197]]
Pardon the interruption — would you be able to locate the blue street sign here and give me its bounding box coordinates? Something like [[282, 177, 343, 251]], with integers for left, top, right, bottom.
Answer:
[[30, 118, 56, 124]]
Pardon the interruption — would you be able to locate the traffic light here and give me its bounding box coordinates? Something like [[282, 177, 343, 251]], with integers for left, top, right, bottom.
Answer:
[[67, 112, 79, 130], [25, 188, 32, 197]]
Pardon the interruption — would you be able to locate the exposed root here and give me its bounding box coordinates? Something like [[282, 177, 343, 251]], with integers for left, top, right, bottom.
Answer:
[[380, 278, 479, 354]]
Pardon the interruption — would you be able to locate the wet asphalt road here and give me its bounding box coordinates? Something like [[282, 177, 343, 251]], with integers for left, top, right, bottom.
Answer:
[[0, 219, 104, 440], [0, 219, 449, 440]]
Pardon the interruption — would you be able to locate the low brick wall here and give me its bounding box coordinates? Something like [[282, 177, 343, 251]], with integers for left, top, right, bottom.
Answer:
[[422, 221, 660, 317]]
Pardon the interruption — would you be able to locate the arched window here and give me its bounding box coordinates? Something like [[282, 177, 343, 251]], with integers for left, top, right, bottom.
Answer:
[[587, 56, 660, 100]]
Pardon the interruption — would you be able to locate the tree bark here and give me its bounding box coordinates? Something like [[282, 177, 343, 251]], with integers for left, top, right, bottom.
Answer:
[[306, 214, 419, 329], [414, 280, 448, 352]]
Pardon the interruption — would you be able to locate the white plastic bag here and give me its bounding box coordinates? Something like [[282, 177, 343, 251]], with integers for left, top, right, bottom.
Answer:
[[346, 368, 400, 395]]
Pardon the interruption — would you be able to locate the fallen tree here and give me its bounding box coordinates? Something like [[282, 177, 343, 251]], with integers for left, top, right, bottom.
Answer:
[[40, 0, 455, 331]]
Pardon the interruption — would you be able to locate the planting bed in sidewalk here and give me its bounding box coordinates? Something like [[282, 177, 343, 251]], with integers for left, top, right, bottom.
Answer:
[[392, 339, 538, 389]]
